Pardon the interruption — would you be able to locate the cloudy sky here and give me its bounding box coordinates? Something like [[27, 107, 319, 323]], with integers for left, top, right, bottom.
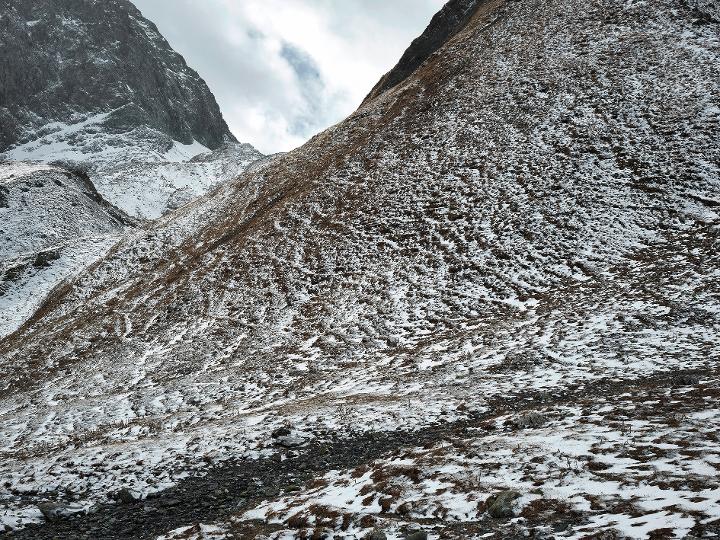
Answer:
[[131, 0, 445, 154]]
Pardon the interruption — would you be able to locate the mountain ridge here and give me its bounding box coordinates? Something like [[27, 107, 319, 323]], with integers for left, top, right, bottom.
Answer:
[[0, 0, 264, 336], [0, 0, 719, 537], [364, 0, 490, 103]]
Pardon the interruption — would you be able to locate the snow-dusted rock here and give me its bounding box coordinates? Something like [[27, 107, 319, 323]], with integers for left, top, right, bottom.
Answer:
[[1, 0, 719, 538], [486, 490, 522, 518], [0, 162, 129, 337], [0, 0, 233, 154], [0, 0, 263, 220], [365, 529, 388, 540], [513, 411, 547, 429]]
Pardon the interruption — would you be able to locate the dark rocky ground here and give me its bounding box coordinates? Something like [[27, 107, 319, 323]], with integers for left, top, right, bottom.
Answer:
[[4, 368, 717, 540]]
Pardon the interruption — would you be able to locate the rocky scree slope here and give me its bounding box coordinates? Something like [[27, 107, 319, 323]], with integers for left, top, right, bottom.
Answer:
[[1, 0, 719, 538], [0, 0, 262, 219]]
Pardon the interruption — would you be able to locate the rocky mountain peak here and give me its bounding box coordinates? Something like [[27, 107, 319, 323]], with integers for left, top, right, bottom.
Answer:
[[0, 0, 236, 154]]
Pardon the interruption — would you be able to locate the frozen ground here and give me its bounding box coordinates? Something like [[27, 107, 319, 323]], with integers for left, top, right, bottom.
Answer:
[[94, 142, 264, 219], [0, 162, 129, 337], [0, 0, 718, 538], [231, 377, 720, 539]]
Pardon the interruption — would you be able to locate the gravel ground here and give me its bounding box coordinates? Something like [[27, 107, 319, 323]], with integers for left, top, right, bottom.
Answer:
[[5, 368, 717, 540]]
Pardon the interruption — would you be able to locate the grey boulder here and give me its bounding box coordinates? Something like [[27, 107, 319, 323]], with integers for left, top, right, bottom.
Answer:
[[514, 411, 546, 429], [486, 490, 522, 518]]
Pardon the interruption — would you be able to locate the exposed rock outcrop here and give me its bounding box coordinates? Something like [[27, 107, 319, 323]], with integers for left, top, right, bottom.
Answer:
[[0, 0, 234, 153], [364, 0, 488, 102]]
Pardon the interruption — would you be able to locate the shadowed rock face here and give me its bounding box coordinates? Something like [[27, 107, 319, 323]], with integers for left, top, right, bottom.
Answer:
[[689, 0, 720, 21], [364, 0, 487, 103], [0, 0, 235, 152]]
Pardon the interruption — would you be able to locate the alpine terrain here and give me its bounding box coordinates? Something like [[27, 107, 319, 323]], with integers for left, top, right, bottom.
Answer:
[[0, 0, 263, 338], [0, 162, 134, 337], [1, 0, 719, 539], [0, 0, 263, 219]]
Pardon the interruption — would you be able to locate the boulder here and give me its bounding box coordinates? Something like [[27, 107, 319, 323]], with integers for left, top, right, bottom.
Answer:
[[32, 249, 61, 268], [271, 426, 291, 438], [673, 373, 700, 386], [37, 502, 69, 522], [114, 487, 138, 504], [486, 490, 521, 518], [365, 529, 387, 540], [275, 434, 306, 448], [405, 532, 428, 540], [514, 412, 546, 429]]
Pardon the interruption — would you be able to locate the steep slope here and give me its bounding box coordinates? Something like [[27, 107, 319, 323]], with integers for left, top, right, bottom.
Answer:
[[95, 143, 265, 219], [0, 0, 263, 219], [1, 0, 719, 537], [0, 162, 132, 337], [0, 0, 234, 153], [364, 0, 486, 103]]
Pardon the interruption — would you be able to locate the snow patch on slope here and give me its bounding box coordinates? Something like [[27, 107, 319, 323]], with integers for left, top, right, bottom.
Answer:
[[0, 162, 128, 337], [1, 114, 262, 220]]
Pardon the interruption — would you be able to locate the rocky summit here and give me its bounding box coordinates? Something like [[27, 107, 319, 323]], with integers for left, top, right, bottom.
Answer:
[[0, 0, 234, 154], [0, 0, 719, 539], [0, 0, 263, 220]]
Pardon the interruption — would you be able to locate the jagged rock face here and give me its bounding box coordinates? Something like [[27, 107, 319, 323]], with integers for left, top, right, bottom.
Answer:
[[0, 0, 235, 153], [364, 0, 487, 102], [0, 0, 719, 536]]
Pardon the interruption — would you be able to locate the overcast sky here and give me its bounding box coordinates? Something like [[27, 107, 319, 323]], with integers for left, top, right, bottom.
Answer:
[[130, 0, 445, 154]]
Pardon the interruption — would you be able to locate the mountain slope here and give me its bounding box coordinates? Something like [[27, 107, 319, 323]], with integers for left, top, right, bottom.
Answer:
[[0, 0, 264, 335], [94, 143, 265, 219], [0, 0, 263, 220], [1, 0, 719, 537], [0, 162, 132, 337], [364, 0, 486, 103]]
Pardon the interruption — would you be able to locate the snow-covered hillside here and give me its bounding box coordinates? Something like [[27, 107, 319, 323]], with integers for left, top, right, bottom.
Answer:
[[0, 0, 718, 538], [95, 143, 265, 219], [0, 162, 130, 337], [0, 109, 264, 219], [0, 0, 264, 335], [0, 0, 263, 220]]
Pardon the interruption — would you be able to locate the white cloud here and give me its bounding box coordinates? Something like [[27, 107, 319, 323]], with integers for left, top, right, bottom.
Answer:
[[131, 0, 445, 153]]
